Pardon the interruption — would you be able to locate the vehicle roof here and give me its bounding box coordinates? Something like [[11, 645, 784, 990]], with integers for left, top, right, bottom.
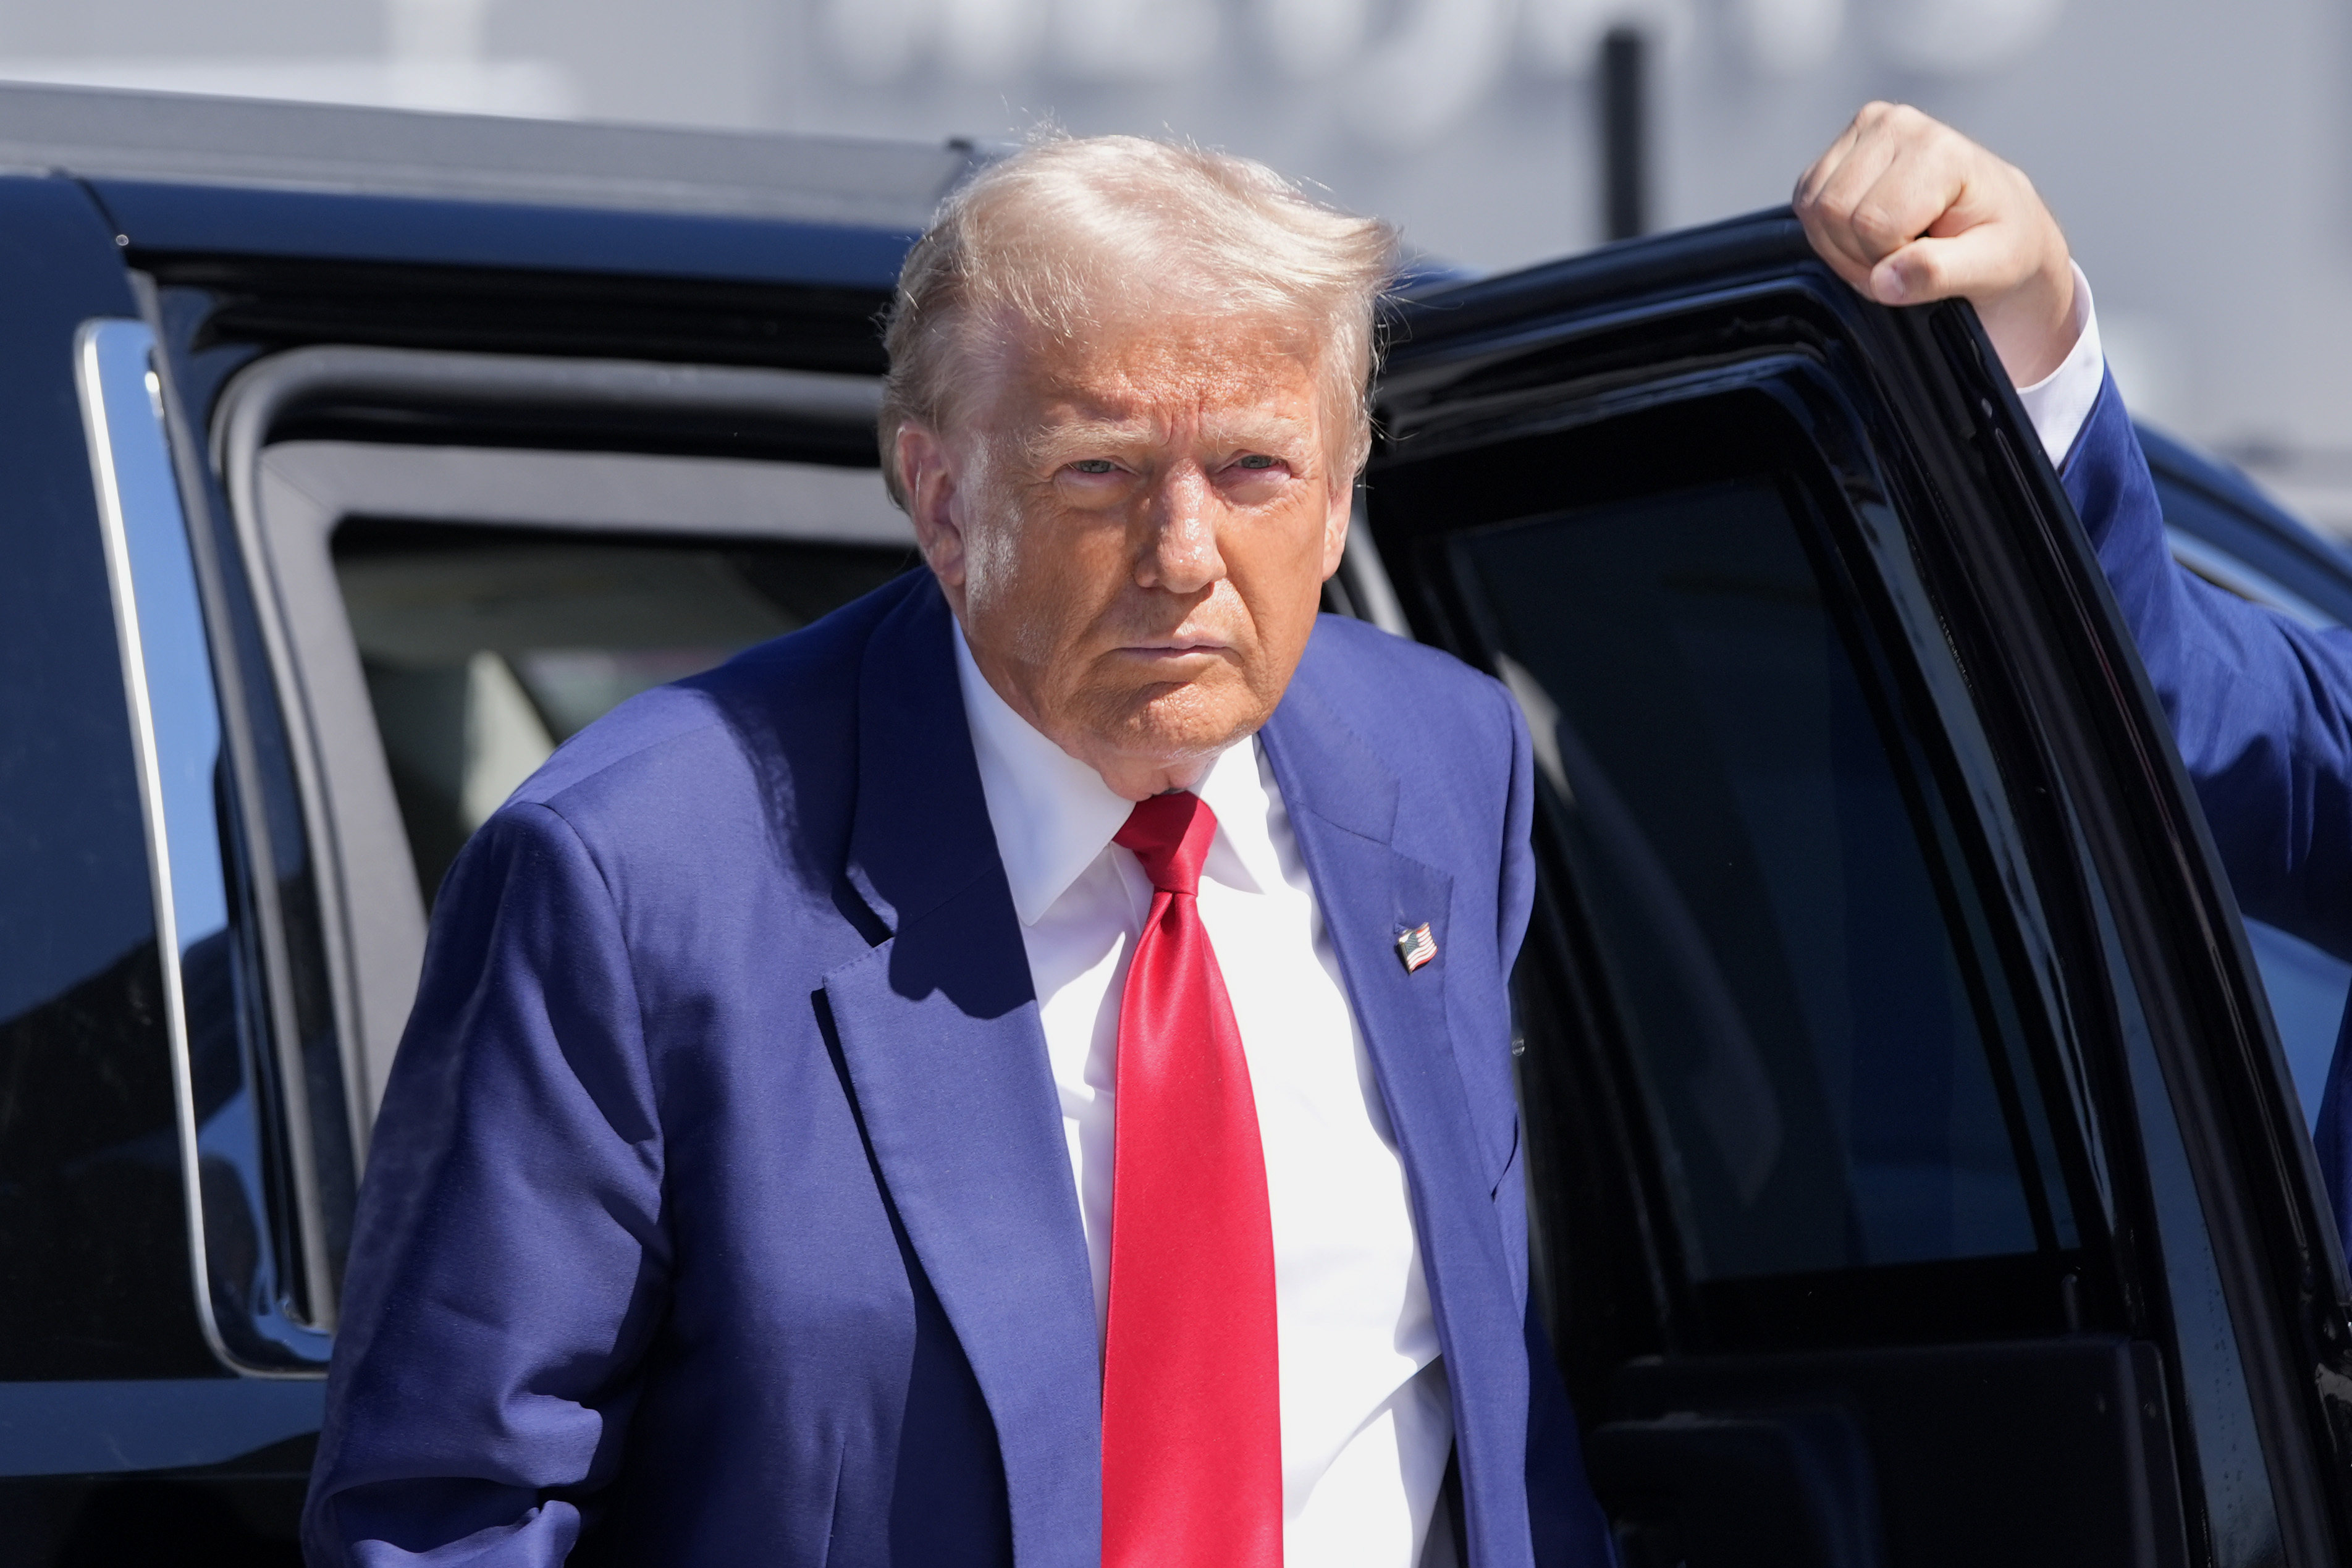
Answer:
[[0, 80, 974, 234]]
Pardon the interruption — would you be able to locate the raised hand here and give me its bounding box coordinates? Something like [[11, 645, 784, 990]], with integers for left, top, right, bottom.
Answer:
[[1795, 101, 2078, 386]]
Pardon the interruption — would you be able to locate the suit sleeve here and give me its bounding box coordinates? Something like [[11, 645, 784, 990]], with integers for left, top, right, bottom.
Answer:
[[303, 801, 668, 1566], [2068, 369, 2352, 959]]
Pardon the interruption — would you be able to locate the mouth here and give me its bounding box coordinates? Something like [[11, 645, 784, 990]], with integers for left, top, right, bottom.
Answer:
[[1117, 641, 1230, 662]]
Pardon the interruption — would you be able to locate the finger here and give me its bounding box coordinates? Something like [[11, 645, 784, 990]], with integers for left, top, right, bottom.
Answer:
[[1920, 164, 2009, 241], [1795, 98, 1906, 204], [1799, 151, 1902, 284], [1799, 217, 1881, 297], [1799, 207, 1884, 297], [1800, 119, 1901, 247], [1840, 132, 1978, 269], [1867, 222, 2026, 306], [1792, 103, 1881, 236], [1800, 110, 1929, 279], [1792, 112, 1866, 209]]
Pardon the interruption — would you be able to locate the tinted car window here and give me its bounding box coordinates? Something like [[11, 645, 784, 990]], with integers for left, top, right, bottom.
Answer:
[[330, 519, 912, 904], [2241, 919, 2348, 1130], [1459, 474, 2076, 1287]]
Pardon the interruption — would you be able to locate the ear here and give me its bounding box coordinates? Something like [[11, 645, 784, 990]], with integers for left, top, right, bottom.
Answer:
[[899, 423, 969, 599]]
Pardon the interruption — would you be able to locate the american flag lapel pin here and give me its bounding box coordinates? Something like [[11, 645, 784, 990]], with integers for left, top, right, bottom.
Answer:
[[1395, 922, 1438, 974]]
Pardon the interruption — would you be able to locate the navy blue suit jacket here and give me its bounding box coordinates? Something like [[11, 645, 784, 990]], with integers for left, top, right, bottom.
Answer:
[[303, 569, 1613, 1565], [2068, 370, 2352, 1241]]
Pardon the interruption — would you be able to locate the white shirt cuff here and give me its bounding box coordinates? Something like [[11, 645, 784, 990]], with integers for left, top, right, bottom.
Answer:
[[2013, 261, 2102, 466]]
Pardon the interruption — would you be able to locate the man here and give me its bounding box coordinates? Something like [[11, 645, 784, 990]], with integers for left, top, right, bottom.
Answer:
[[305, 112, 2110, 1565]]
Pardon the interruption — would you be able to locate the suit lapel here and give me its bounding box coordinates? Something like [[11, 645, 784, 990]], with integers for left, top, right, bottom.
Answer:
[[822, 578, 1101, 1568], [1260, 668, 1535, 1568]]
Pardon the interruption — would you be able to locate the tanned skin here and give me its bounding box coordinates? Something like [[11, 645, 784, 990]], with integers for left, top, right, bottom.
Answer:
[[899, 306, 1350, 801]]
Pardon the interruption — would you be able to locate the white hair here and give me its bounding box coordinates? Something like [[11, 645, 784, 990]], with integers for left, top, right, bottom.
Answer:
[[878, 133, 1400, 508]]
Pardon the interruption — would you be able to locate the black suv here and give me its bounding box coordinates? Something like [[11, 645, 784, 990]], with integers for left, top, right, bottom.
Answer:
[[2, 81, 2347, 1568]]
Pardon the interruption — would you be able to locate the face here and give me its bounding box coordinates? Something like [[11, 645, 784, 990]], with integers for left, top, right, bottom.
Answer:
[[899, 305, 1352, 800]]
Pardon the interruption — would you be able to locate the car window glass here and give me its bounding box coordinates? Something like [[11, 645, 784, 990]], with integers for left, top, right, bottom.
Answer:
[[1456, 474, 2077, 1293], [2085, 858, 2286, 1568], [2241, 919, 2346, 1132], [329, 519, 912, 904]]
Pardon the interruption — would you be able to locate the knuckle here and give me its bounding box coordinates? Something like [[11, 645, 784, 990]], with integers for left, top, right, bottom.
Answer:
[[1848, 201, 1907, 250]]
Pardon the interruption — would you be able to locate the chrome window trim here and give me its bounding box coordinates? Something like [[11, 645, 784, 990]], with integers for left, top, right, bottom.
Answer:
[[80, 316, 329, 1376], [2165, 526, 2336, 630], [1337, 486, 1411, 638], [209, 343, 886, 480]]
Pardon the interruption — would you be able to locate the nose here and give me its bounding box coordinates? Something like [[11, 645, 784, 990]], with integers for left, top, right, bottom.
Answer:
[[1137, 465, 1226, 596]]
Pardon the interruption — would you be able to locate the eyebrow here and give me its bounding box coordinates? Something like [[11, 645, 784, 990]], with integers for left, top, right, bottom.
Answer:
[[1022, 411, 1314, 469]]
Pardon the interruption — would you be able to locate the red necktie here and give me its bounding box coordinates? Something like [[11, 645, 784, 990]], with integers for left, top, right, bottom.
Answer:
[[1100, 791, 1283, 1568]]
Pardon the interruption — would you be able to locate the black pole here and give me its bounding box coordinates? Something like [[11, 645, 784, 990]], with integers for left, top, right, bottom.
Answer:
[[1600, 27, 1648, 242]]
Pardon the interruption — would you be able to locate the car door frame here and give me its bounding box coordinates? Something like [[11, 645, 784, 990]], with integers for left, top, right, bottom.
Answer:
[[1367, 207, 2352, 1562]]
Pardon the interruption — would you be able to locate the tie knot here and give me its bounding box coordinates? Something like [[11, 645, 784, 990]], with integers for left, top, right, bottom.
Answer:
[[1115, 791, 1218, 896]]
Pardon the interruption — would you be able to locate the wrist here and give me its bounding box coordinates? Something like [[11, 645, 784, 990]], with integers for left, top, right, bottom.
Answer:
[[1984, 243, 2078, 387]]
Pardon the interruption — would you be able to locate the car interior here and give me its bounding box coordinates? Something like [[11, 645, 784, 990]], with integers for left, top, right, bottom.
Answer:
[[217, 348, 921, 1125]]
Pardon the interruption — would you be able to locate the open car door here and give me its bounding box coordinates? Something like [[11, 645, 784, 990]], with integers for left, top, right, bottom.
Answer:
[[1365, 210, 2352, 1568]]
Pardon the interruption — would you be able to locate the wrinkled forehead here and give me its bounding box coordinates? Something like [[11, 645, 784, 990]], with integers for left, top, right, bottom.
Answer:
[[958, 298, 1328, 438]]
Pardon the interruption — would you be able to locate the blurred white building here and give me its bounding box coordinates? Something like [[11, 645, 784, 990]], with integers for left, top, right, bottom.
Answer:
[[4, 0, 2348, 526]]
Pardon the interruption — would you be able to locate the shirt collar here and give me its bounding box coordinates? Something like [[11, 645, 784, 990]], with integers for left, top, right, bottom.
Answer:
[[953, 628, 1271, 926]]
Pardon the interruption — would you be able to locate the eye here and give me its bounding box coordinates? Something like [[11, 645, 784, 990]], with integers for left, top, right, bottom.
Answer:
[[1068, 458, 1118, 475], [1236, 453, 1279, 470]]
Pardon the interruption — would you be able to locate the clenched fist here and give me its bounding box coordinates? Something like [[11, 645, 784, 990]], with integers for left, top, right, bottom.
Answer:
[[1796, 102, 2078, 387]]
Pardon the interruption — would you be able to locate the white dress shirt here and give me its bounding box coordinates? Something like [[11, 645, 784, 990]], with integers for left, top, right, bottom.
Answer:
[[2018, 262, 2105, 465], [952, 635, 1456, 1568], [943, 269, 2106, 1567]]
